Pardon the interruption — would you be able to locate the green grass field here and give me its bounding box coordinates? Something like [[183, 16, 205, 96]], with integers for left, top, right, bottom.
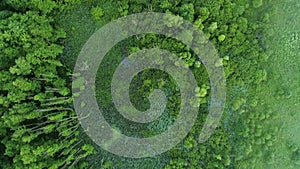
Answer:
[[253, 1, 300, 168]]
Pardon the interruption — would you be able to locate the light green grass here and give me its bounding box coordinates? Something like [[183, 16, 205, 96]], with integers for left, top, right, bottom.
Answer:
[[249, 0, 300, 168]]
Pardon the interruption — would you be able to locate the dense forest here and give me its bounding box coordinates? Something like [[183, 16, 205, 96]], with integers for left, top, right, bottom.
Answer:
[[1, 0, 299, 169]]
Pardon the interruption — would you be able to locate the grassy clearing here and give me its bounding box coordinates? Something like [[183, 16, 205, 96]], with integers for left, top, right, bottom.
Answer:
[[231, 0, 300, 168], [254, 0, 300, 168], [55, 2, 106, 69]]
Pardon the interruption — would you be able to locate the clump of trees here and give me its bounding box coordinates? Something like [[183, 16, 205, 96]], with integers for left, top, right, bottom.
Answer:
[[0, 0, 275, 168], [97, 0, 273, 168], [0, 1, 94, 169]]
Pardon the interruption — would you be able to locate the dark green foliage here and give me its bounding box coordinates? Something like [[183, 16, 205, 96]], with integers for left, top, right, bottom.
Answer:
[[54, 0, 273, 168], [81, 0, 255, 168], [1, 0, 278, 168]]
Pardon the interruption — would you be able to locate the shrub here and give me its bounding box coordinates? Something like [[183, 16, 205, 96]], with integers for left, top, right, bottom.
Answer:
[[253, 0, 263, 8], [91, 6, 104, 20]]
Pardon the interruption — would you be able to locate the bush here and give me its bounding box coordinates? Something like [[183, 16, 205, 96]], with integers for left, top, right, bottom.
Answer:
[[253, 0, 263, 8], [91, 6, 104, 20]]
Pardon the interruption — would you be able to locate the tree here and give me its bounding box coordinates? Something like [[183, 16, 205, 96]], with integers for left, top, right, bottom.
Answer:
[[179, 3, 194, 22], [0, 1, 94, 168], [91, 6, 104, 20], [252, 0, 263, 8]]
